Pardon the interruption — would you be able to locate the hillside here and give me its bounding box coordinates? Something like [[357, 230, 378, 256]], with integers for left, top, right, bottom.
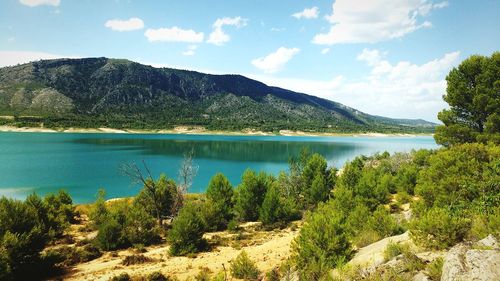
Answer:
[[0, 57, 436, 133]]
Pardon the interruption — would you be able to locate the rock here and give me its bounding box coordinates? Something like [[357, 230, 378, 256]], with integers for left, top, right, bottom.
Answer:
[[441, 235, 500, 281], [475, 234, 499, 249], [413, 271, 430, 281]]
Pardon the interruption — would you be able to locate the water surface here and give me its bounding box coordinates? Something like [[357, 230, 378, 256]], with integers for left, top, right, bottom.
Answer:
[[0, 132, 438, 203]]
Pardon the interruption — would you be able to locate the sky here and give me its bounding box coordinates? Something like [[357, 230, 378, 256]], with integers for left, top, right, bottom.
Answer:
[[0, 0, 499, 122]]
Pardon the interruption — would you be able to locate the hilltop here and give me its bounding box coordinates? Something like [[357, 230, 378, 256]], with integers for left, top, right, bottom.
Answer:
[[0, 57, 436, 133]]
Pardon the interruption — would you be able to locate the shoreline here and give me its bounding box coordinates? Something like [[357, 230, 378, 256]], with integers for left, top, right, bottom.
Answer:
[[0, 125, 433, 138]]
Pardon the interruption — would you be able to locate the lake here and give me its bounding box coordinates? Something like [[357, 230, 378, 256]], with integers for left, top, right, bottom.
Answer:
[[0, 132, 438, 203]]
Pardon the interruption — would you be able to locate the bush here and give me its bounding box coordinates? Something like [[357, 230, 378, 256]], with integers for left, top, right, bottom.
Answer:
[[230, 251, 260, 280], [122, 254, 153, 265], [168, 203, 207, 256], [124, 205, 160, 246], [96, 218, 128, 250], [134, 174, 178, 222], [410, 207, 470, 250], [204, 173, 234, 230], [259, 182, 294, 228], [147, 271, 169, 281], [109, 273, 132, 281], [426, 257, 444, 281], [292, 202, 352, 278], [383, 242, 410, 261], [235, 169, 269, 221], [301, 154, 332, 205]]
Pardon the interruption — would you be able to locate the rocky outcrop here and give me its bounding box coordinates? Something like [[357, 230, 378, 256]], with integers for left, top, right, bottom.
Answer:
[[441, 235, 500, 281]]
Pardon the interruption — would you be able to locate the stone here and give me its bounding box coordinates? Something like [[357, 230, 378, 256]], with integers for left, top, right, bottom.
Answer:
[[441, 235, 500, 281]]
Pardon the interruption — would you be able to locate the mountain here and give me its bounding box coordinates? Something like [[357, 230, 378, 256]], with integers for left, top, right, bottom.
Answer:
[[0, 57, 436, 133]]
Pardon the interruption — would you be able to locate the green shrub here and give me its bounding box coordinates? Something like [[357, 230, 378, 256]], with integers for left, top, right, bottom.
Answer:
[[230, 251, 260, 280], [122, 254, 153, 265], [124, 205, 159, 246], [410, 207, 470, 250], [426, 257, 444, 281], [369, 206, 402, 237], [194, 268, 211, 281], [259, 182, 294, 228], [134, 174, 179, 223], [109, 273, 131, 281], [301, 154, 332, 205], [235, 169, 270, 221], [227, 219, 239, 232], [383, 242, 410, 261], [89, 189, 109, 228], [292, 202, 352, 278], [168, 203, 207, 256], [147, 271, 169, 281], [204, 173, 234, 230], [96, 218, 128, 250]]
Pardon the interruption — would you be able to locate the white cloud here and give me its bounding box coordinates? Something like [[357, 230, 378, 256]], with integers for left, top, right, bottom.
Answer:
[[251, 47, 300, 74], [313, 0, 448, 45], [292, 7, 319, 19], [182, 45, 198, 56], [105, 17, 144, 32], [145, 27, 204, 43], [0, 51, 77, 67], [19, 0, 59, 7], [248, 50, 460, 121], [270, 27, 286, 32], [321, 48, 330, 55], [207, 16, 247, 46]]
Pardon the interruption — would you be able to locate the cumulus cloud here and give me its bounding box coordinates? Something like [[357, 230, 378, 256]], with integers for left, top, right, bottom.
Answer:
[[313, 0, 448, 45], [182, 45, 198, 56], [249, 50, 460, 121], [207, 16, 247, 46], [292, 7, 319, 19], [251, 47, 300, 74], [19, 0, 59, 7], [0, 51, 77, 67], [105, 17, 144, 32], [145, 27, 204, 43]]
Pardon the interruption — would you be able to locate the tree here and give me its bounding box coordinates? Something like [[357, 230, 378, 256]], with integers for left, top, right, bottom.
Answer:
[[259, 182, 294, 227], [205, 173, 234, 230], [435, 52, 500, 146], [235, 169, 270, 221], [168, 203, 207, 256], [292, 201, 352, 279], [122, 161, 178, 226], [176, 149, 199, 215]]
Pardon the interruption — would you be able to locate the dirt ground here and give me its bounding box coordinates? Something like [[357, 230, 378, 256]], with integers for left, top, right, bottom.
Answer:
[[63, 221, 300, 281]]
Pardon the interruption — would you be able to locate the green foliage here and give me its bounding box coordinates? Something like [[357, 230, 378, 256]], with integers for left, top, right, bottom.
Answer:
[[230, 251, 260, 280], [409, 207, 470, 250], [93, 197, 159, 251], [147, 272, 169, 281], [301, 153, 333, 205], [259, 182, 296, 228], [426, 257, 444, 281], [134, 174, 178, 223], [235, 169, 270, 221], [435, 52, 500, 146], [109, 273, 132, 281], [168, 203, 206, 256], [89, 189, 109, 228], [383, 242, 410, 261], [415, 143, 499, 209], [204, 173, 234, 231], [292, 202, 352, 278]]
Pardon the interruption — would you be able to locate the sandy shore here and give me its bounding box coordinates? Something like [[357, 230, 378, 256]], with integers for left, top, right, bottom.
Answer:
[[0, 125, 431, 137]]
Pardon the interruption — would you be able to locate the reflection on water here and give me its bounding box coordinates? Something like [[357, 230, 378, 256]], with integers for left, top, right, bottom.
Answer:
[[73, 137, 361, 164], [0, 132, 438, 203]]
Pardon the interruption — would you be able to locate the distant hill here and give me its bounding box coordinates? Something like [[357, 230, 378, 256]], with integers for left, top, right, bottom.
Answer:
[[0, 57, 437, 133]]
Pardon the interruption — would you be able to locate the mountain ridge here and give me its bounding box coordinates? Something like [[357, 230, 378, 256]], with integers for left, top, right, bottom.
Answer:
[[0, 57, 436, 133]]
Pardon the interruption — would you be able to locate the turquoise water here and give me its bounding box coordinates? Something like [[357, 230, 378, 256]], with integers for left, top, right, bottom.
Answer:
[[0, 132, 438, 203]]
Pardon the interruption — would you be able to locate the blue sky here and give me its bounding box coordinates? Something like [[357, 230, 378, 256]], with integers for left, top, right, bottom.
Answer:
[[1, 0, 499, 122]]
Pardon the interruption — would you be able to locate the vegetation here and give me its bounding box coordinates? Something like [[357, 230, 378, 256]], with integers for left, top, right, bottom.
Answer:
[[435, 52, 500, 146], [204, 173, 234, 231], [230, 251, 260, 280], [0, 58, 436, 134], [167, 202, 207, 256]]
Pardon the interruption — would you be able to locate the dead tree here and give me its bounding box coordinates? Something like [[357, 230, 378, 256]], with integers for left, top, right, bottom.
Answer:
[[174, 149, 199, 215]]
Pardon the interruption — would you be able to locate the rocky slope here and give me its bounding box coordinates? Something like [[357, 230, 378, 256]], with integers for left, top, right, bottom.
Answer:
[[0, 58, 436, 132]]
